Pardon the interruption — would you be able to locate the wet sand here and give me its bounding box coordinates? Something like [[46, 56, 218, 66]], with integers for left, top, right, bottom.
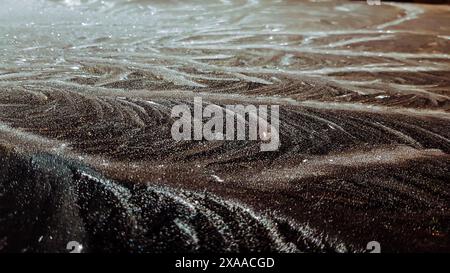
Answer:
[[0, 0, 449, 252]]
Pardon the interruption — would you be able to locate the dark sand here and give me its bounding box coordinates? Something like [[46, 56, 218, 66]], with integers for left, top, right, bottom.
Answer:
[[0, 0, 449, 252]]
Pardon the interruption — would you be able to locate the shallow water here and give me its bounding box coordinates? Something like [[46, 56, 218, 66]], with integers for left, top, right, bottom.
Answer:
[[0, 0, 449, 253], [1, 0, 449, 99]]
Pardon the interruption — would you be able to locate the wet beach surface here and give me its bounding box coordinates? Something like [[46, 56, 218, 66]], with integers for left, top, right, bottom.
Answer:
[[0, 0, 449, 252]]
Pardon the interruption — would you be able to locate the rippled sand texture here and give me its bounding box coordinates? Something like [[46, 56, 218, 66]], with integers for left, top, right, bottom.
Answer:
[[0, 0, 449, 253]]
